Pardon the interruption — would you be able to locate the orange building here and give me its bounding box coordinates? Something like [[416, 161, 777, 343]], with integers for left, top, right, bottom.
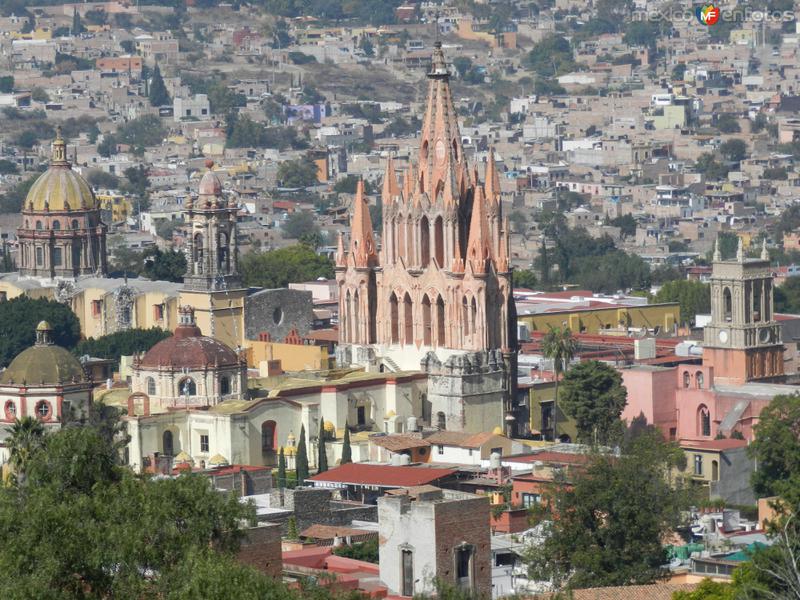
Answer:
[[95, 56, 143, 76]]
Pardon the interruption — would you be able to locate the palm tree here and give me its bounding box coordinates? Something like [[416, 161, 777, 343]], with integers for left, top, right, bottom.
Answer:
[[541, 325, 577, 442], [6, 416, 45, 485]]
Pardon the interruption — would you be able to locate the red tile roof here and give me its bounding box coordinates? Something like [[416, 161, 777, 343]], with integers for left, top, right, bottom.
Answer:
[[308, 463, 457, 487], [680, 439, 748, 451]]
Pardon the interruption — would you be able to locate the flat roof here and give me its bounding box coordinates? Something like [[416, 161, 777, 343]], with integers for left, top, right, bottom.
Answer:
[[308, 463, 457, 488]]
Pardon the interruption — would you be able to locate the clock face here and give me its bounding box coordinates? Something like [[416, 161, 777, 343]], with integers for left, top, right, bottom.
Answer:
[[718, 330, 729, 344], [435, 140, 446, 163], [759, 328, 772, 344]]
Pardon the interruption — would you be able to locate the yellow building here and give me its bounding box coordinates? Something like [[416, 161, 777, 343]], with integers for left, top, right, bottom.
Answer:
[[96, 193, 133, 223], [517, 302, 679, 335], [247, 339, 330, 372], [11, 27, 53, 40]]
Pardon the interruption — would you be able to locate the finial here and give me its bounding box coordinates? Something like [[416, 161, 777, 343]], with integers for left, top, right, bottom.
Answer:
[[205, 159, 214, 170], [761, 238, 769, 261], [736, 237, 744, 262], [56, 125, 63, 141], [713, 237, 721, 262], [51, 127, 68, 165]]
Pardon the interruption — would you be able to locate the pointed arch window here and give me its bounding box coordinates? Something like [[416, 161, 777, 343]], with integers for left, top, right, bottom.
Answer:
[[422, 295, 432, 346], [436, 295, 445, 347], [403, 293, 413, 345], [353, 290, 360, 344], [471, 297, 478, 337], [389, 292, 399, 344], [462, 296, 470, 336], [434, 216, 444, 267], [723, 287, 732, 322], [420, 216, 430, 266], [698, 405, 711, 437]]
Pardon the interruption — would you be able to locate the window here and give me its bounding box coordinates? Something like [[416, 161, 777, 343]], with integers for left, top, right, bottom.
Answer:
[[163, 430, 174, 456], [402, 549, 414, 597], [436, 411, 446, 430], [153, 304, 164, 321], [262, 420, 276, 452], [468, 448, 473, 457], [438, 445, 444, 455], [52, 220, 60, 230], [696, 371, 704, 389], [91, 300, 102, 317], [491, 447, 503, 456], [36, 401, 50, 419], [698, 405, 711, 437], [53, 247, 62, 266], [146, 377, 156, 396], [36, 247, 43, 266], [200, 434, 209, 453], [4, 401, 16, 420], [357, 405, 366, 426], [456, 545, 474, 590], [220, 376, 230, 395], [521, 493, 541, 508], [683, 371, 690, 388], [694, 454, 703, 476], [35, 221, 42, 230], [179, 378, 197, 396], [71, 219, 79, 230]]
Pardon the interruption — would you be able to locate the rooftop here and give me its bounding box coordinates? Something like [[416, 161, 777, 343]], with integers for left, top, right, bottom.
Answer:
[[308, 463, 458, 488]]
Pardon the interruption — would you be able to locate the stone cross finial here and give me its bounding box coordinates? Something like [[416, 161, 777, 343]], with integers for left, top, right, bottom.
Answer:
[[713, 237, 721, 262], [761, 238, 769, 261], [736, 237, 744, 262]]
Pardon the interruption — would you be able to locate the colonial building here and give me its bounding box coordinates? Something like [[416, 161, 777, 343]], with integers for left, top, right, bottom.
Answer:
[[0, 321, 92, 464], [17, 128, 108, 279], [335, 42, 517, 434]]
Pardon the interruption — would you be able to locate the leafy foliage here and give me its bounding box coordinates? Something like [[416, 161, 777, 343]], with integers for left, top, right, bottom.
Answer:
[[559, 360, 627, 445], [749, 394, 800, 505], [524, 35, 576, 77], [282, 211, 320, 240], [296, 424, 309, 485], [513, 269, 537, 289], [332, 538, 379, 563], [341, 424, 352, 464], [116, 115, 167, 149], [0, 296, 81, 367], [719, 139, 748, 163], [524, 430, 690, 589], [653, 279, 710, 326], [148, 63, 171, 107], [0, 173, 39, 214], [142, 247, 187, 282], [774, 277, 800, 314], [277, 156, 319, 188], [317, 418, 328, 473], [74, 328, 171, 367], [240, 245, 333, 288]]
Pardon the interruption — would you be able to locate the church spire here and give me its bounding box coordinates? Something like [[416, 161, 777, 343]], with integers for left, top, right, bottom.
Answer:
[[382, 156, 399, 205], [349, 179, 377, 268], [467, 186, 492, 274], [484, 148, 500, 203], [335, 231, 346, 267], [713, 238, 721, 262], [51, 126, 68, 166]]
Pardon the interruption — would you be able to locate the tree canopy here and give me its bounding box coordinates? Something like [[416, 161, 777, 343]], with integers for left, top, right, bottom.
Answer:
[[653, 279, 710, 326], [524, 430, 690, 590], [240, 245, 334, 288], [524, 35, 576, 77], [282, 211, 320, 240], [74, 327, 172, 367], [0, 296, 81, 367], [276, 156, 319, 188], [148, 63, 171, 107], [749, 393, 800, 505], [142, 247, 187, 282], [559, 360, 627, 445]]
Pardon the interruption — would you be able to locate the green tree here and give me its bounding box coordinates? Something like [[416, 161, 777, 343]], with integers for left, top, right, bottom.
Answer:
[[277, 446, 286, 489], [142, 247, 187, 282], [5, 416, 45, 485], [610, 213, 637, 239], [333, 175, 373, 195], [86, 169, 120, 189], [117, 115, 167, 149], [71, 7, 83, 35], [672, 578, 735, 600], [513, 269, 537, 289], [341, 424, 352, 465], [719, 138, 748, 163], [695, 153, 730, 181], [122, 165, 150, 203], [97, 133, 118, 158], [559, 360, 627, 445], [653, 279, 711, 326], [296, 424, 309, 485], [286, 515, 299, 540], [0, 75, 13, 93], [148, 63, 171, 107], [541, 325, 577, 441], [239, 245, 334, 288], [524, 35, 576, 77], [0, 174, 40, 213], [774, 276, 800, 313], [0, 159, 18, 174], [715, 114, 741, 134], [277, 156, 319, 188], [317, 418, 328, 473], [282, 211, 320, 240], [525, 430, 689, 589], [749, 393, 800, 504], [0, 296, 81, 367], [30, 86, 49, 103], [671, 63, 687, 81], [574, 250, 650, 293], [74, 327, 171, 368], [332, 538, 379, 563]]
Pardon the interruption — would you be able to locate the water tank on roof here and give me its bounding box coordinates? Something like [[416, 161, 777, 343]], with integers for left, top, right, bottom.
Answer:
[[406, 416, 418, 432], [391, 453, 402, 466], [490, 452, 501, 469], [400, 454, 411, 466]]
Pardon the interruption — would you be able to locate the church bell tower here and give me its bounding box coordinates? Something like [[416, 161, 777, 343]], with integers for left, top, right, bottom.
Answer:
[[702, 238, 784, 385]]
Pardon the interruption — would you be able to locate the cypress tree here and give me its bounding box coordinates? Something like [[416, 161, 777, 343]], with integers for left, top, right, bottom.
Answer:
[[341, 422, 352, 464], [72, 8, 83, 35], [277, 446, 286, 489], [539, 239, 550, 285], [286, 515, 298, 540], [148, 64, 171, 107], [317, 418, 328, 473], [296, 424, 309, 485]]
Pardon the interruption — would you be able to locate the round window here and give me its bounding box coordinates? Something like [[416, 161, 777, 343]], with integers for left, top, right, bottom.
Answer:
[[36, 401, 50, 420], [273, 307, 283, 325]]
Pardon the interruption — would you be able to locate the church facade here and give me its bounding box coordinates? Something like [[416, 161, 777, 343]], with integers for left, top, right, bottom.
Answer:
[[335, 43, 517, 434]]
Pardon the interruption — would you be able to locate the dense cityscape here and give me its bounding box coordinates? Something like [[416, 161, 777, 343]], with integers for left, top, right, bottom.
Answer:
[[0, 0, 798, 598]]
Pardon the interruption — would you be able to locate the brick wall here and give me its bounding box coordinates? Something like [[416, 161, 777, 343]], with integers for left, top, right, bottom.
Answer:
[[237, 523, 282, 577]]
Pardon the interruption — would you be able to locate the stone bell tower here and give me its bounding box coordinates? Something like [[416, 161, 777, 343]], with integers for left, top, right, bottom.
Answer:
[[702, 238, 784, 385], [179, 161, 246, 350]]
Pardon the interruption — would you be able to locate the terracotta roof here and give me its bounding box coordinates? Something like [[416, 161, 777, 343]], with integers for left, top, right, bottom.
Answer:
[[680, 439, 748, 451], [138, 323, 240, 369], [533, 583, 697, 600], [370, 435, 430, 452], [426, 431, 502, 449], [300, 524, 377, 540], [308, 463, 457, 487]]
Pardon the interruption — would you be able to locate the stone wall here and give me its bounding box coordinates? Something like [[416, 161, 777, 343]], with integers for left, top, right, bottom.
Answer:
[[244, 288, 314, 342], [262, 487, 378, 535], [237, 522, 282, 577]]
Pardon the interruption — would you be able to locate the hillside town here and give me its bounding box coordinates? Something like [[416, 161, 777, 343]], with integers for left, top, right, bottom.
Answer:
[[0, 1, 798, 599]]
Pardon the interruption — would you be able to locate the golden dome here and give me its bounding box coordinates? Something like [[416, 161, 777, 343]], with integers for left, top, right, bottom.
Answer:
[[36, 320, 51, 331], [24, 131, 97, 213], [492, 426, 503, 435], [208, 453, 229, 466], [1, 322, 86, 386]]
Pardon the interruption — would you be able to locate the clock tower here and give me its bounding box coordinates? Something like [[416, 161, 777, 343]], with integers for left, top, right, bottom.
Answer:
[[702, 238, 783, 385]]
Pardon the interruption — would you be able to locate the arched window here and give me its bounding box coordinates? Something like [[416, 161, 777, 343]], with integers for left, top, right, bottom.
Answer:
[[764, 280, 772, 321], [220, 376, 230, 395], [353, 290, 360, 343], [179, 378, 196, 396], [711, 460, 719, 481], [723, 287, 732, 322], [471, 297, 477, 336], [146, 377, 156, 396], [420, 216, 430, 266], [437, 411, 446, 430], [71, 219, 79, 230], [345, 290, 352, 343], [389, 292, 399, 344], [194, 233, 204, 269], [403, 293, 413, 345], [434, 216, 444, 267], [396, 218, 405, 261], [696, 371, 704, 389], [52, 220, 60, 230], [698, 405, 711, 437], [261, 420, 276, 453], [162, 430, 174, 456], [35, 247, 43, 266], [422, 295, 432, 346], [217, 232, 229, 272], [35, 221, 42, 230], [462, 296, 470, 336], [753, 280, 762, 322], [683, 371, 690, 388], [436, 295, 445, 347]]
